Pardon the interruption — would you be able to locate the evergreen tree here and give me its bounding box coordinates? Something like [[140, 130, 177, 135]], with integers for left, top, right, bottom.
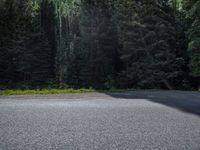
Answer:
[[0, 0, 55, 88], [185, 0, 200, 88], [117, 0, 185, 89], [0, 0, 198, 90], [75, 0, 120, 88], [0, 0, 18, 88]]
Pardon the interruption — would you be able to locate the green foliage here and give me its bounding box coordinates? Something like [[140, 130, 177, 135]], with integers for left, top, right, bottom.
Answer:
[[116, 0, 187, 89], [0, 0, 55, 88], [0, 0, 198, 90], [185, 0, 200, 77], [64, 0, 120, 89], [0, 88, 96, 95]]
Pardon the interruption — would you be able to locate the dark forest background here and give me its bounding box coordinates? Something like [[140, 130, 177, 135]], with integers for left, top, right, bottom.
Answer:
[[0, 0, 200, 90]]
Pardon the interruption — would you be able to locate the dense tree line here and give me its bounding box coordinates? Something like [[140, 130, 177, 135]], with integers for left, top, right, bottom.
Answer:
[[0, 0, 199, 90], [184, 0, 200, 89]]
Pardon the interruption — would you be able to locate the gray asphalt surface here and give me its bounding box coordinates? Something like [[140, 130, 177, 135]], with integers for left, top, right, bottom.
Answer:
[[0, 91, 200, 150]]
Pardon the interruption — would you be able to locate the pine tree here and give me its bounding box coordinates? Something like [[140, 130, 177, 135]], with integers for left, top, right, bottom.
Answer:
[[183, 0, 200, 88], [0, 0, 197, 90], [0, 0, 55, 88], [75, 0, 120, 88], [117, 0, 184, 89], [0, 0, 25, 88]]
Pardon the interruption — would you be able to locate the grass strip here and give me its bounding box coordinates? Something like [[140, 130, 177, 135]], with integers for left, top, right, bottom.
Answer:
[[0, 88, 96, 96]]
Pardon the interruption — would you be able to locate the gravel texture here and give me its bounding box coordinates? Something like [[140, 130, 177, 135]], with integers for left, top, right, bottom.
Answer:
[[0, 91, 200, 150]]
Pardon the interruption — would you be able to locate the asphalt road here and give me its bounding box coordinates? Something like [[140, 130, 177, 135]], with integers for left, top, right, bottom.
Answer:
[[0, 91, 200, 150]]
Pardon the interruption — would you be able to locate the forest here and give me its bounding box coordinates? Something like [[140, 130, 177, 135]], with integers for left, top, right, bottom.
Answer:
[[0, 0, 199, 90]]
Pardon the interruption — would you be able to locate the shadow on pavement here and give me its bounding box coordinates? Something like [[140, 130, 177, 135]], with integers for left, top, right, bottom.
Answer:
[[105, 90, 200, 117]]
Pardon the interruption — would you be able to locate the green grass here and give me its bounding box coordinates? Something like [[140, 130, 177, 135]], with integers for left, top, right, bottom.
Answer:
[[0, 87, 141, 96], [0, 88, 96, 96]]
